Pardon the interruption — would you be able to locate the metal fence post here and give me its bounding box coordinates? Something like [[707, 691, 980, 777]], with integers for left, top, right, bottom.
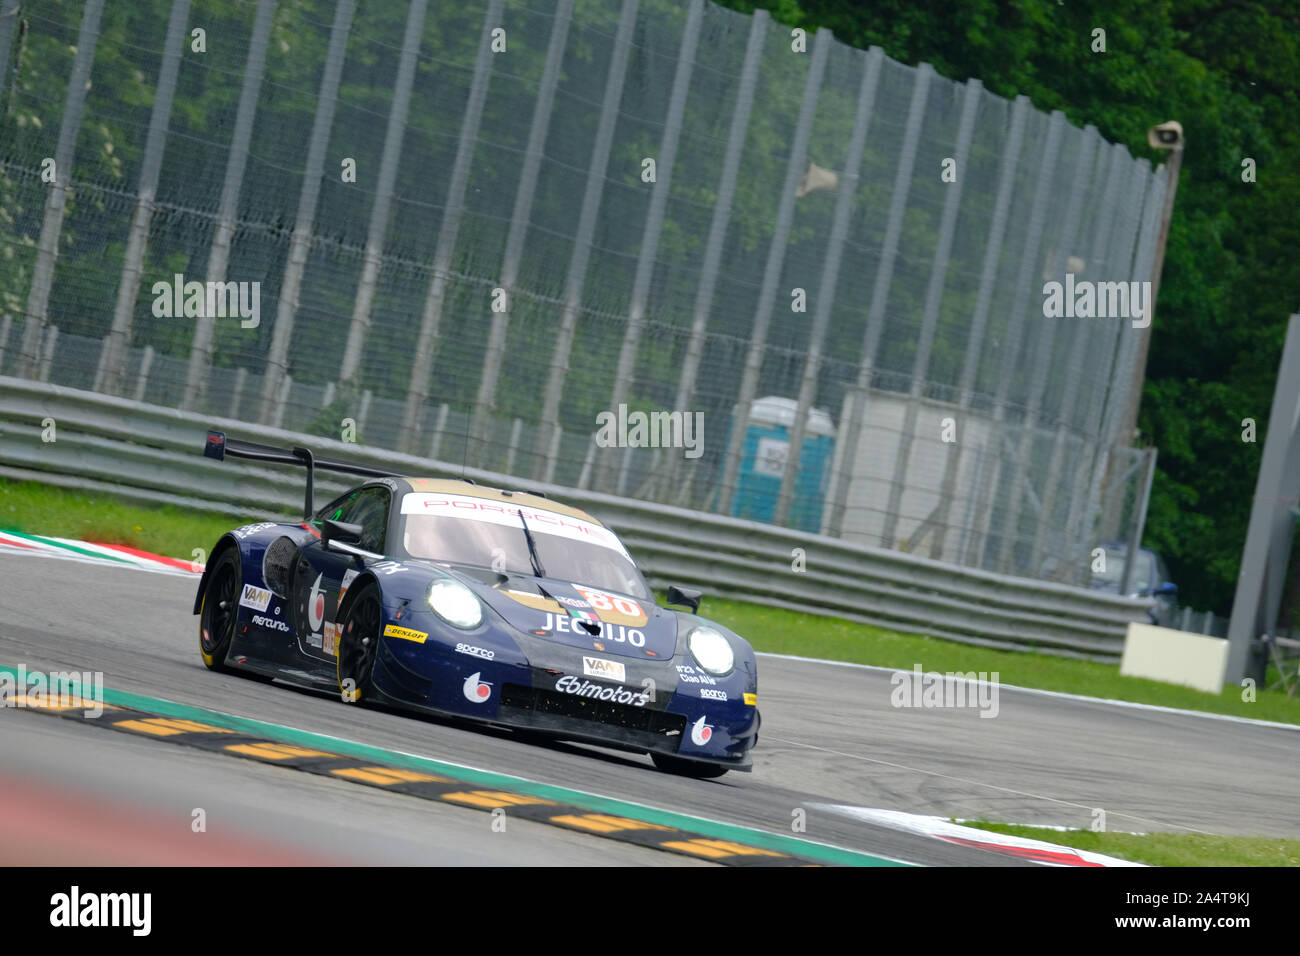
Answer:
[[877, 74, 979, 547], [930, 94, 1028, 561], [399, 0, 506, 453], [16, 0, 105, 380], [95, 0, 192, 397], [995, 127, 1098, 574], [715, 27, 832, 516], [0, 0, 21, 93], [1060, 144, 1143, 580], [960, 111, 1065, 567], [824, 61, 931, 539], [531, 0, 640, 481], [469, 0, 574, 462], [258, 0, 356, 423], [598, 0, 704, 491], [670, 9, 767, 506], [133, 345, 155, 403], [1118, 446, 1157, 594], [181, 0, 276, 411], [773, 47, 882, 527], [1094, 163, 1166, 543], [38, 326, 58, 382], [1029, 131, 1124, 574], [1226, 314, 1300, 686], [338, 0, 430, 390]]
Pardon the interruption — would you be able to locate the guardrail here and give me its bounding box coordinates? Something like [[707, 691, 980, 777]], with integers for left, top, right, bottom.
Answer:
[[0, 376, 1151, 660]]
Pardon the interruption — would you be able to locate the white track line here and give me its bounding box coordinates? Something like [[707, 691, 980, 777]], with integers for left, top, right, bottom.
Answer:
[[757, 651, 1299, 732], [764, 732, 1214, 835], [811, 803, 1144, 867]]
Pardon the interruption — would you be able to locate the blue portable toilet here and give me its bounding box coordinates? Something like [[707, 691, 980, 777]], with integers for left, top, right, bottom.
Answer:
[[727, 396, 835, 532]]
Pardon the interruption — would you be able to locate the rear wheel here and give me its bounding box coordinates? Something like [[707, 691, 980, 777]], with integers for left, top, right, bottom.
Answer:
[[198, 549, 241, 672], [337, 582, 382, 704], [651, 753, 729, 778]]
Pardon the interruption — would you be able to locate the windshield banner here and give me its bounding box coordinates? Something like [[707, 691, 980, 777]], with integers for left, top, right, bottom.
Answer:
[[400, 493, 630, 558]]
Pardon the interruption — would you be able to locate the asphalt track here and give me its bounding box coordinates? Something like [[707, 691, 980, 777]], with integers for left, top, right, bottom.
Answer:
[[3, 552, 1297, 865]]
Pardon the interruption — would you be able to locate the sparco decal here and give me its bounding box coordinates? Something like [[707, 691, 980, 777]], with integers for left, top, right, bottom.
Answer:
[[699, 688, 728, 702], [463, 672, 492, 703], [455, 643, 495, 661], [555, 675, 649, 707], [690, 715, 713, 745]]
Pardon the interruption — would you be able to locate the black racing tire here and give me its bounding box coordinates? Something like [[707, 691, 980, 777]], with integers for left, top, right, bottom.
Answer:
[[337, 581, 382, 704], [651, 753, 730, 778], [198, 548, 241, 672]]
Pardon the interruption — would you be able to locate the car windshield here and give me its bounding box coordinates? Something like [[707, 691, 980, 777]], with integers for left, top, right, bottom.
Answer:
[[1092, 547, 1153, 593], [399, 492, 650, 599]]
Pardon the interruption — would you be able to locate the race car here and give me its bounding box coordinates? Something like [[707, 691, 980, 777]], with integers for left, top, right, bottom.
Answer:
[[193, 430, 759, 776]]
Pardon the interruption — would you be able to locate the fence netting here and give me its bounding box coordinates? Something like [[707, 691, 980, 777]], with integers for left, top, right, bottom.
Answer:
[[0, 0, 1164, 585]]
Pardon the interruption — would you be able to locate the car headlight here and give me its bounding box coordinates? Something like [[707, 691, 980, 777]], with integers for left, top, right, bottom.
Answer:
[[689, 626, 734, 675], [427, 578, 482, 629]]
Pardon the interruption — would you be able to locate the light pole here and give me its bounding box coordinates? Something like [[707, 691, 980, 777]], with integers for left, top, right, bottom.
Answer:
[[1118, 120, 1183, 448]]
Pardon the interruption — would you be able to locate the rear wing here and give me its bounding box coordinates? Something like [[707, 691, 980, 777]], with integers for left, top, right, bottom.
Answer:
[[203, 430, 395, 520]]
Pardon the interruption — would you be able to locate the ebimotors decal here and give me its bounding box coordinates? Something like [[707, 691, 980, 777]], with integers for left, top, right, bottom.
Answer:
[[400, 493, 630, 558], [554, 676, 649, 707]]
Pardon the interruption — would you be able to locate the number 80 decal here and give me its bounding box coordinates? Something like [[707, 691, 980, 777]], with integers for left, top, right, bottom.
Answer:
[[573, 585, 647, 627]]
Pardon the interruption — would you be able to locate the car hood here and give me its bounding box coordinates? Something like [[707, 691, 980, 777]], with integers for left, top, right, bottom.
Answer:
[[448, 567, 678, 661]]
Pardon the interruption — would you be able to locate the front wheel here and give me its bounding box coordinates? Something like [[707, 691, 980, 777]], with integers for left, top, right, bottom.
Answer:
[[198, 549, 241, 672], [337, 582, 382, 704], [651, 753, 729, 778]]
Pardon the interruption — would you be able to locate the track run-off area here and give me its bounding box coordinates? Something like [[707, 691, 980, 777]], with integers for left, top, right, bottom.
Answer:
[[2, 544, 1297, 866]]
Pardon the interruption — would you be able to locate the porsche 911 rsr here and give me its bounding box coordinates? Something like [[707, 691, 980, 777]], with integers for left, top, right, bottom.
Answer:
[[192, 431, 759, 777]]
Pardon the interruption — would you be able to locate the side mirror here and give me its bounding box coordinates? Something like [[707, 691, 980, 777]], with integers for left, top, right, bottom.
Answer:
[[322, 519, 363, 551], [1153, 581, 1178, 597], [666, 584, 702, 614]]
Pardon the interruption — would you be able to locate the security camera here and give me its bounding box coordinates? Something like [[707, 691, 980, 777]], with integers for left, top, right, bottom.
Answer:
[[1147, 120, 1183, 150]]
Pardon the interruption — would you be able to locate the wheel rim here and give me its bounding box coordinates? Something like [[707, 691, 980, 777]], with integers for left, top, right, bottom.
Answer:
[[340, 593, 380, 696], [202, 559, 238, 653]]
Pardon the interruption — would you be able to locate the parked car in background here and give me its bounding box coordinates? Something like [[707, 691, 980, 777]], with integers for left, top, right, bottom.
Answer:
[[1090, 542, 1178, 626]]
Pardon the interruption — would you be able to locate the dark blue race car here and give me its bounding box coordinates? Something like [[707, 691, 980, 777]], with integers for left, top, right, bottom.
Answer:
[[193, 431, 759, 777]]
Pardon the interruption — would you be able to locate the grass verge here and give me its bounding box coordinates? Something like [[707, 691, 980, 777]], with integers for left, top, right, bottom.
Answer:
[[960, 819, 1300, 866], [0, 478, 245, 562], [5, 477, 1298, 726], [704, 596, 1300, 726]]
